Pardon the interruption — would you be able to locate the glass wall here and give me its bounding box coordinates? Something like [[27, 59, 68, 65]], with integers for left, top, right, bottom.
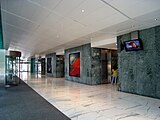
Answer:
[[0, 50, 5, 84]]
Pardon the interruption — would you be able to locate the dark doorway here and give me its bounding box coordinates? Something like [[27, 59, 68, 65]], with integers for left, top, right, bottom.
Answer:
[[101, 49, 118, 84], [101, 49, 109, 84]]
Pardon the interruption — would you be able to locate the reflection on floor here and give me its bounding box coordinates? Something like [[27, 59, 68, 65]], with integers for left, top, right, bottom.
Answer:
[[21, 73, 160, 120]]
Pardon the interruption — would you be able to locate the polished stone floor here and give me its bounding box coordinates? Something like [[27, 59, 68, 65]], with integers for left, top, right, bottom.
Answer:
[[21, 73, 160, 120]]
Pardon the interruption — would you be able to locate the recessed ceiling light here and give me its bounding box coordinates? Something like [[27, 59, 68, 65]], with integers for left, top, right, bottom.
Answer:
[[81, 9, 85, 13], [116, 43, 117, 46], [155, 18, 158, 21]]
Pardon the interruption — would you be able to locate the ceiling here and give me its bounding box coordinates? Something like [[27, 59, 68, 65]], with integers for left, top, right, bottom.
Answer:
[[1, 0, 160, 58]]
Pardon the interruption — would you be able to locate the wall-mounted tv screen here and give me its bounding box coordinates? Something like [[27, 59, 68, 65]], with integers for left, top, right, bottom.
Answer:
[[124, 39, 143, 51], [69, 52, 80, 77]]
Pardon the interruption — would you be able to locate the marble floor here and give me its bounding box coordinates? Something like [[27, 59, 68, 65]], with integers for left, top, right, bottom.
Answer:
[[21, 73, 160, 120]]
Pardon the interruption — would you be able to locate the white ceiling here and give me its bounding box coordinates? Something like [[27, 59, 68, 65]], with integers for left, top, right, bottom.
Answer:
[[1, 0, 160, 57]]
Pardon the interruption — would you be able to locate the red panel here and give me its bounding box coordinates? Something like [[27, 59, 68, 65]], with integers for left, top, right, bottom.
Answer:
[[69, 52, 80, 77]]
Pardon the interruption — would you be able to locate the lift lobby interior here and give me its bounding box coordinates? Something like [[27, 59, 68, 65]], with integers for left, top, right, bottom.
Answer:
[[1, 0, 160, 120]]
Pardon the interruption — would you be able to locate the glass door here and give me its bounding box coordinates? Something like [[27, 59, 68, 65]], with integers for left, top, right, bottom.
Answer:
[[5, 56, 20, 86]]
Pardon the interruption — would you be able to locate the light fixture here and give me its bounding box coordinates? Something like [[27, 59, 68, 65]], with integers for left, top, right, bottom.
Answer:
[[81, 9, 85, 13], [155, 18, 157, 21]]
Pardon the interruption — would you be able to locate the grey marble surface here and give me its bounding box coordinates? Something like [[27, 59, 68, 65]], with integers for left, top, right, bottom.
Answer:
[[65, 43, 101, 85], [46, 54, 64, 78], [118, 25, 160, 98], [56, 55, 64, 77], [46, 53, 56, 77]]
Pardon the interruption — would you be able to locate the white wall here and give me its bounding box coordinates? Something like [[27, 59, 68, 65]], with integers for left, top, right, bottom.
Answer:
[[91, 37, 117, 49]]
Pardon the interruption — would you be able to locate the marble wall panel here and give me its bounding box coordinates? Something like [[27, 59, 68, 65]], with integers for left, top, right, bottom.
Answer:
[[65, 44, 101, 85], [46, 53, 56, 77], [91, 48, 101, 85], [56, 55, 64, 77], [118, 25, 160, 98]]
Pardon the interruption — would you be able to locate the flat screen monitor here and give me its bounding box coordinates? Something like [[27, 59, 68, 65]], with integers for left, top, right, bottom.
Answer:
[[124, 39, 143, 51]]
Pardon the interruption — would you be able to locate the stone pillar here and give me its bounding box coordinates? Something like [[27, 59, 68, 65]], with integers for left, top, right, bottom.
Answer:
[[30, 58, 35, 74], [41, 58, 45, 75]]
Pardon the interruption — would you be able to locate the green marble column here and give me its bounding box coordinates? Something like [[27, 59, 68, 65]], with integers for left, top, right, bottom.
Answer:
[[30, 58, 35, 74], [65, 43, 102, 85], [0, 9, 3, 49], [0, 7, 5, 84], [117, 25, 160, 98], [0, 32, 3, 49]]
